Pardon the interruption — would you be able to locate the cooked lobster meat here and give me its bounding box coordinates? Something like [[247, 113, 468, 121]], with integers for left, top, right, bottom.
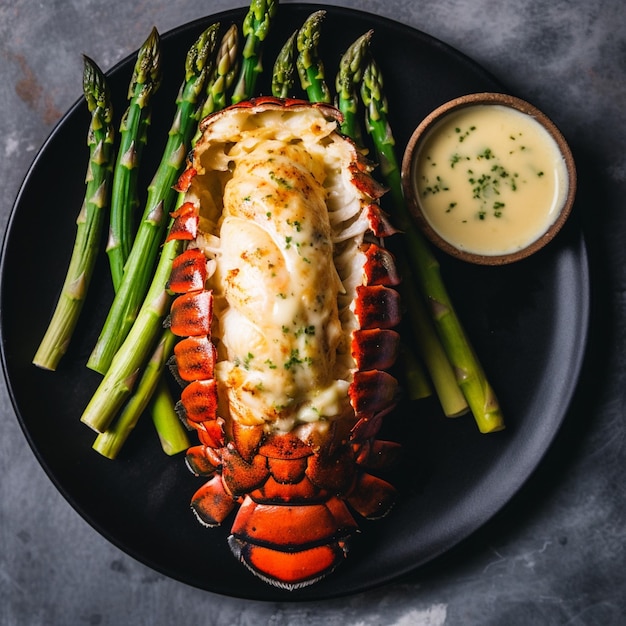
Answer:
[[167, 97, 402, 589]]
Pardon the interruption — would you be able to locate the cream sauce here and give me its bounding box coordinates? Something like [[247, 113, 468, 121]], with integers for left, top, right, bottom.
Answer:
[[413, 104, 568, 256]]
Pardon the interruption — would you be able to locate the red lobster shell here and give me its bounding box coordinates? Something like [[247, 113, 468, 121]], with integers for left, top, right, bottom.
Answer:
[[167, 97, 402, 590]]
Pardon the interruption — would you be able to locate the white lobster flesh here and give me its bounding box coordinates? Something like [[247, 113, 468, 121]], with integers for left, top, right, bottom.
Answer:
[[167, 97, 402, 589]]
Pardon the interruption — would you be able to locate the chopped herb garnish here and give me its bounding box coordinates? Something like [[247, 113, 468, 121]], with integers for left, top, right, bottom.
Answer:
[[295, 325, 316, 337], [269, 170, 293, 189], [284, 349, 301, 370], [233, 352, 255, 370], [422, 175, 449, 197]]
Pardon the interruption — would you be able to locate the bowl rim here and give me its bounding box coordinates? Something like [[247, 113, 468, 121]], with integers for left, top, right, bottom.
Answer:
[[401, 92, 578, 265]]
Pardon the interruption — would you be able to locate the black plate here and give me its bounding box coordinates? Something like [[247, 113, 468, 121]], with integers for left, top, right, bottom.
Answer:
[[0, 4, 589, 601]]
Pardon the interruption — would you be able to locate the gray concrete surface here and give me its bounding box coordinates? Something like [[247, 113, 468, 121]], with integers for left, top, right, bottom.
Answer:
[[1, 0, 625, 624]]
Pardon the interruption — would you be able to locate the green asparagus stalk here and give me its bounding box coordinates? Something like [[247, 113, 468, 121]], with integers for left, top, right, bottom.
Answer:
[[361, 58, 504, 433], [399, 345, 432, 401], [151, 374, 191, 456], [81, 236, 182, 433], [271, 30, 297, 98], [87, 24, 220, 375], [149, 370, 190, 455], [399, 263, 468, 416], [33, 56, 115, 371], [95, 27, 179, 456], [231, 0, 278, 103], [335, 29, 372, 143], [92, 328, 181, 458], [106, 28, 161, 290], [296, 10, 331, 104], [85, 23, 240, 440], [202, 23, 240, 117]]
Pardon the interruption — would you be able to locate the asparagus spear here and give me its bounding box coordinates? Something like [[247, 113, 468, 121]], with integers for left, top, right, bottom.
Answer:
[[231, 0, 277, 103], [148, 359, 190, 456], [150, 371, 192, 456], [107, 28, 161, 290], [84, 24, 240, 438], [81, 235, 183, 433], [296, 10, 331, 104], [399, 345, 432, 401], [399, 261, 468, 416], [87, 24, 220, 375], [202, 23, 240, 116], [33, 56, 115, 371], [335, 29, 372, 143], [92, 328, 179, 458], [271, 30, 297, 98], [361, 58, 503, 433], [95, 29, 177, 455]]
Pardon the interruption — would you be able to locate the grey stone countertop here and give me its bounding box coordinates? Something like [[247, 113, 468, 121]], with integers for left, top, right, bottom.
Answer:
[[1, 1, 624, 624]]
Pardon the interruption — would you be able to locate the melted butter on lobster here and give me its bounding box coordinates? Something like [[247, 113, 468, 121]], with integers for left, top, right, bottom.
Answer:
[[167, 97, 402, 590]]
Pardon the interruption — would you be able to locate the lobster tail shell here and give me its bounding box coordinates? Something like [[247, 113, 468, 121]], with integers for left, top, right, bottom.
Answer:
[[168, 97, 402, 589], [228, 495, 358, 590]]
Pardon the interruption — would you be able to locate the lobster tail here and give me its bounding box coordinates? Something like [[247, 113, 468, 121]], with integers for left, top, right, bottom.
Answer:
[[167, 98, 402, 589]]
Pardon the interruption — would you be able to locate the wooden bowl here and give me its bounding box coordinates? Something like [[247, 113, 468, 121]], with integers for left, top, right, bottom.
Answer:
[[401, 92, 577, 265]]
